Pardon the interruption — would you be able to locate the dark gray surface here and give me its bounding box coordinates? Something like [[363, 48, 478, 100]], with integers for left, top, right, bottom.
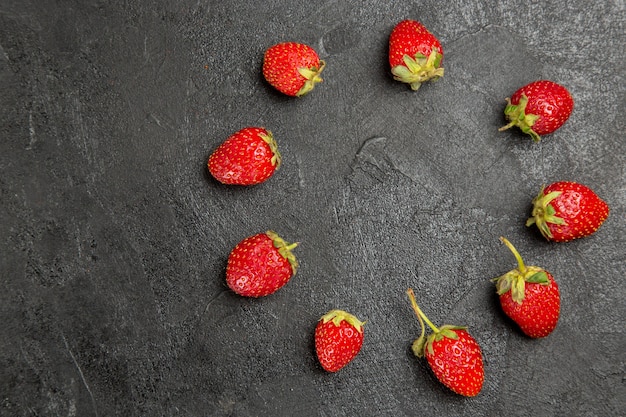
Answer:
[[1, 0, 625, 416]]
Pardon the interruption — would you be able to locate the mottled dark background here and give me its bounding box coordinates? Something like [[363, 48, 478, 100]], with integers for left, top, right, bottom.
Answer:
[[1, 1, 625, 416]]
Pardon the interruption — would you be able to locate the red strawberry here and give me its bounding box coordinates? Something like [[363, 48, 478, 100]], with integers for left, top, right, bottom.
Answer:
[[406, 289, 484, 397], [389, 19, 444, 90], [315, 309, 365, 372], [499, 80, 574, 142], [262, 42, 325, 97], [526, 181, 609, 242], [208, 127, 280, 185], [494, 237, 560, 338], [226, 231, 298, 297]]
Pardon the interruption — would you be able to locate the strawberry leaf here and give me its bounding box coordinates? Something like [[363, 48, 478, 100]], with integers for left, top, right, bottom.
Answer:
[[526, 271, 549, 284], [495, 274, 513, 295], [295, 60, 325, 97], [266, 230, 299, 274], [320, 309, 365, 333], [391, 48, 444, 91], [527, 188, 567, 239], [499, 94, 542, 141], [412, 336, 426, 358], [511, 277, 526, 304], [440, 328, 459, 340]]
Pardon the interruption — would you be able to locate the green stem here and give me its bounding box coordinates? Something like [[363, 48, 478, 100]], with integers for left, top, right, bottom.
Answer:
[[500, 236, 526, 273], [284, 242, 299, 251], [407, 288, 439, 333]]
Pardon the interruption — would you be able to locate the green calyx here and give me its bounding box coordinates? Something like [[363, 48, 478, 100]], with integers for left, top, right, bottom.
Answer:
[[259, 131, 281, 168], [320, 309, 365, 333], [498, 94, 542, 142], [296, 60, 326, 97], [493, 237, 549, 304], [266, 230, 299, 275], [407, 288, 466, 358], [525, 187, 566, 240], [391, 48, 444, 91]]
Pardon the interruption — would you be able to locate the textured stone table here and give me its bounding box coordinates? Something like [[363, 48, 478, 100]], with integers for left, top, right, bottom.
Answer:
[[1, 1, 624, 416]]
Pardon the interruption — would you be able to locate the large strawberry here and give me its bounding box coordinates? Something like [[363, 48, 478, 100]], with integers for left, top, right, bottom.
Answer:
[[406, 289, 484, 397], [208, 127, 280, 185], [389, 19, 444, 91], [262, 42, 325, 97], [494, 237, 560, 338], [499, 80, 574, 142], [526, 181, 609, 242], [226, 231, 298, 297], [315, 309, 365, 372]]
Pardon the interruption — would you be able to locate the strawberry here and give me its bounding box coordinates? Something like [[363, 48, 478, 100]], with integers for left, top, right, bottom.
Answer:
[[493, 237, 560, 338], [226, 231, 298, 297], [499, 80, 574, 142], [406, 289, 484, 397], [208, 127, 280, 186], [315, 309, 365, 372], [389, 19, 444, 90], [526, 181, 609, 242], [262, 42, 325, 97]]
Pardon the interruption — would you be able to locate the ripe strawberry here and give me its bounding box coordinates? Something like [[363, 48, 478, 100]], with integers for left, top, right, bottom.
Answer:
[[208, 127, 280, 185], [389, 19, 444, 90], [262, 42, 325, 97], [499, 80, 574, 142], [526, 181, 609, 242], [315, 309, 365, 372], [493, 237, 560, 338], [406, 289, 484, 397], [226, 231, 298, 297]]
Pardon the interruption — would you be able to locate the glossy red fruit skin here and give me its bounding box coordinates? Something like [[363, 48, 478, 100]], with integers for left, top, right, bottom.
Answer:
[[499, 273, 560, 338], [314, 310, 365, 372], [527, 181, 609, 242], [425, 329, 484, 397], [208, 127, 280, 186], [389, 19, 443, 67], [510, 80, 573, 135], [226, 232, 296, 297], [262, 42, 325, 97]]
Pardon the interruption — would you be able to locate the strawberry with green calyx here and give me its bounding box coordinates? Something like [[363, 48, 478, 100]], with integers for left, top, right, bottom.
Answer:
[[262, 42, 325, 97], [406, 289, 484, 397], [226, 231, 298, 297], [208, 127, 281, 185], [499, 80, 574, 142], [494, 237, 560, 338], [526, 181, 609, 242], [389, 19, 444, 91], [315, 309, 365, 372]]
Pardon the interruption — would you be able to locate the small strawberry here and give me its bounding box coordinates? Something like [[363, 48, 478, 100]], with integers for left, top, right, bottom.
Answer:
[[208, 127, 280, 186], [262, 42, 325, 97], [315, 309, 365, 372], [226, 231, 298, 297], [389, 19, 444, 91], [499, 80, 574, 142], [406, 289, 484, 397], [493, 237, 560, 338], [526, 181, 609, 242]]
